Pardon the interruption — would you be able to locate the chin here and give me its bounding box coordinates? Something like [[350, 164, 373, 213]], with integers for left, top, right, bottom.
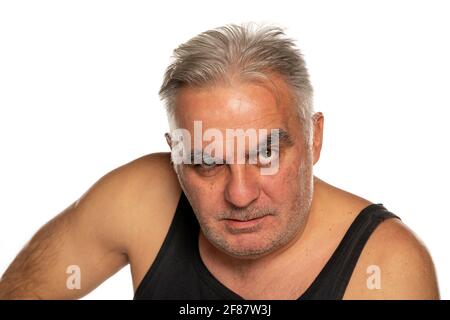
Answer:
[[216, 230, 284, 259]]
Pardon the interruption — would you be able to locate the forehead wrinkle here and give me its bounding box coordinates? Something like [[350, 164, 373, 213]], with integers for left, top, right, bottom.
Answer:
[[173, 78, 297, 131], [211, 111, 285, 129]]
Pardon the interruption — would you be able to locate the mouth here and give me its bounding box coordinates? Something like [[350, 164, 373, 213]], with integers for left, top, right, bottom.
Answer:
[[222, 215, 271, 233]]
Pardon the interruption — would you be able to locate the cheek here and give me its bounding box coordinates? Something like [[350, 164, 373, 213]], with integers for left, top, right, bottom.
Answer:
[[179, 168, 224, 213], [183, 170, 223, 195], [267, 157, 302, 193]]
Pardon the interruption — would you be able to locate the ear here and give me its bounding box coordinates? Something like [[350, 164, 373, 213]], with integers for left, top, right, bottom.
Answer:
[[165, 132, 172, 150], [311, 112, 324, 165]]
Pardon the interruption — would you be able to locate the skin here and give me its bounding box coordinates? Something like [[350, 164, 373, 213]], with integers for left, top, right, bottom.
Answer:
[[0, 74, 440, 300], [170, 77, 315, 261]]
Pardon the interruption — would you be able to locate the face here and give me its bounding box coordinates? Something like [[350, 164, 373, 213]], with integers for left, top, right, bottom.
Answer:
[[168, 75, 323, 259]]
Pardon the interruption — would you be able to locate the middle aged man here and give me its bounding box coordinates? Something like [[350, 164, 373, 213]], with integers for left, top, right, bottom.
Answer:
[[0, 23, 439, 300]]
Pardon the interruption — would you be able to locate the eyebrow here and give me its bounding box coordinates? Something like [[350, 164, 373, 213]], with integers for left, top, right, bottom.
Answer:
[[263, 129, 294, 149], [189, 128, 294, 164]]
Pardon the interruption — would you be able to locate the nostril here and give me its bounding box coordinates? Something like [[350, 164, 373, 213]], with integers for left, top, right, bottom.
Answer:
[[224, 187, 260, 209]]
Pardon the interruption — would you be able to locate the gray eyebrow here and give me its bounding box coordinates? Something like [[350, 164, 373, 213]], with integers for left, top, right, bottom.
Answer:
[[259, 129, 294, 149]]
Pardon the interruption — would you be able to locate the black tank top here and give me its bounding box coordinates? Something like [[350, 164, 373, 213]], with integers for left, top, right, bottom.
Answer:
[[134, 191, 399, 300]]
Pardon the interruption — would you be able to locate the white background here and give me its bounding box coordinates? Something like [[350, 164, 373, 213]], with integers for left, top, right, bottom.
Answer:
[[0, 0, 449, 299]]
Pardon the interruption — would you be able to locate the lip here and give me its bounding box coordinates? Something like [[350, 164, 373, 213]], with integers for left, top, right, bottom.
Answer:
[[223, 215, 269, 232]]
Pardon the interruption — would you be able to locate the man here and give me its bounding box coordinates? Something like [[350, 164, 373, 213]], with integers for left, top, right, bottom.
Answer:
[[0, 23, 439, 299]]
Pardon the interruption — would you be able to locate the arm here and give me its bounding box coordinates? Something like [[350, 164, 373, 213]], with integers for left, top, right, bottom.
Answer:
[[0, 153, 171, 299]]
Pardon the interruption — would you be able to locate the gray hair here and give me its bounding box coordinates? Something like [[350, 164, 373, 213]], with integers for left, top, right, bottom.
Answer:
[[159, 23, 314, 140]]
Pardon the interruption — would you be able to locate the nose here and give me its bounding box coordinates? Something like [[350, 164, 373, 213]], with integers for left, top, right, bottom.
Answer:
[[224, 164, 260, 208]]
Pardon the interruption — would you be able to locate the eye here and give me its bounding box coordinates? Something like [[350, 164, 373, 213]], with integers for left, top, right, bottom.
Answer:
[[259, 147, 272, 159], [197, 162, 218, 170], [193, 156, 224, 172], [257, 146, 279, 166]]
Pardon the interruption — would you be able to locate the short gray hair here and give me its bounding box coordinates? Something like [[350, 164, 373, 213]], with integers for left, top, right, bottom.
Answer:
[[159, 23, 314, 138]]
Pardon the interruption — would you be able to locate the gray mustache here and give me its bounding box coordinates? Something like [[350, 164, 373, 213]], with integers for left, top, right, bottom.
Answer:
[[218, 208, 276, 221]]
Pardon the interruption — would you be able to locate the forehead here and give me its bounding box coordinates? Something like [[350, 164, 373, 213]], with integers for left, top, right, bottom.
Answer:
[[172, 75, 297, 132]]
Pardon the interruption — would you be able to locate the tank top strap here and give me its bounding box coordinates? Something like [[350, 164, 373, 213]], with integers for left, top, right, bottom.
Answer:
[[300, 203, 400, 300]]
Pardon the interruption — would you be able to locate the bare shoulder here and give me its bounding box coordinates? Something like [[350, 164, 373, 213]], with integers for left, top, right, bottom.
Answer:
[[98, 152, 178, 194], [107, 152, 180, 204], [344, 216, 440, 299], [74, 152, 181, 254], [315, 180, 439, 299]]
